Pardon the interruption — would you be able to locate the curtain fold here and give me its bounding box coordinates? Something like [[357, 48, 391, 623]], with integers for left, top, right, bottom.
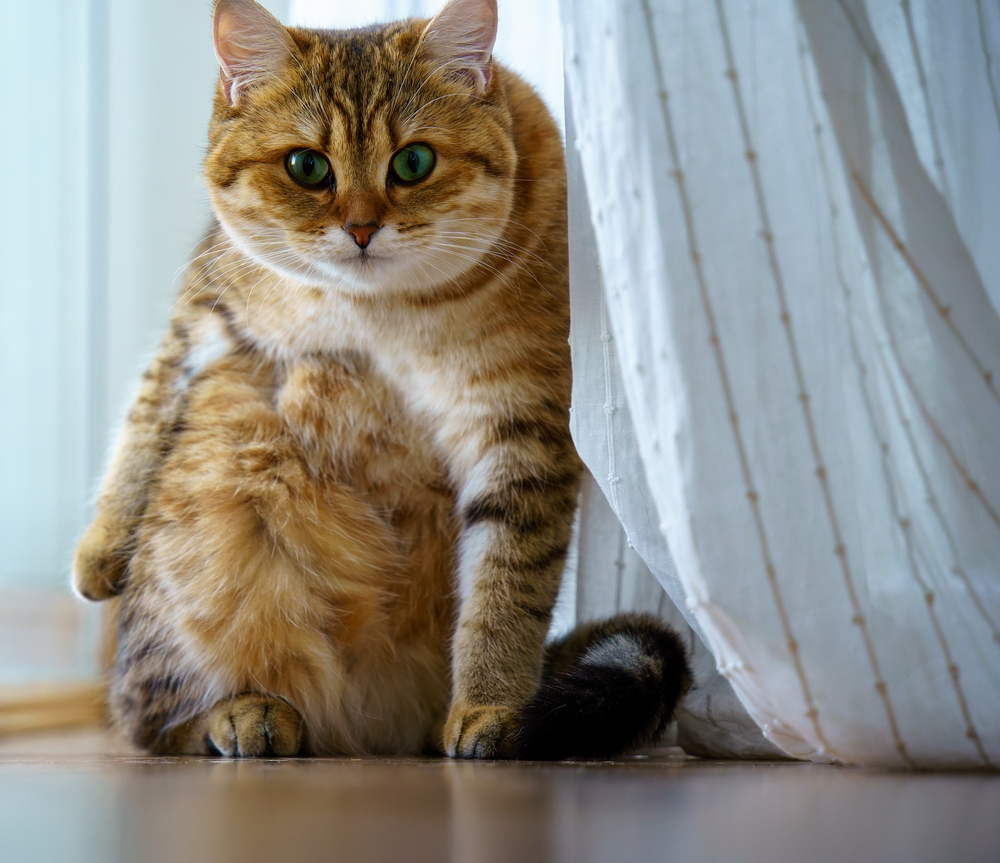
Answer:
[[563, 0, 1000, 767], [566, 100, 786, 758]]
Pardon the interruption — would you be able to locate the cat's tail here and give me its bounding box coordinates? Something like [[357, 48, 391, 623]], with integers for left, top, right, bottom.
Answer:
[[512, 613, 692, 760]]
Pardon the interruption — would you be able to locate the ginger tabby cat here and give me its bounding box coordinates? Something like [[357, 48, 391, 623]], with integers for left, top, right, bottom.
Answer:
[[73, 0, 690, 759]]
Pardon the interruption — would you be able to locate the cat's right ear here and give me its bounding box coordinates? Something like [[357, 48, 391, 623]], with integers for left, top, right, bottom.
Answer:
[[213, 0, 296, 105], [420, 0, 498, 93]]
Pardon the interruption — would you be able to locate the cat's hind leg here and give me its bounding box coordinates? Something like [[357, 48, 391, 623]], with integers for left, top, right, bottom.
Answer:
[[204, 693, 303, 757], [108, 353, 405, 757], [109, 598, 304, 757]]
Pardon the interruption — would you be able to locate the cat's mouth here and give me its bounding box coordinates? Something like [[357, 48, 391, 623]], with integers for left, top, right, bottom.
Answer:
[[337, 248, 390, 269], [308, 248, 395, 289]]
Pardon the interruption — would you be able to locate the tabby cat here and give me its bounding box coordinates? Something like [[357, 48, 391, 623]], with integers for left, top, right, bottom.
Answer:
[[72, 0, 691, 758]]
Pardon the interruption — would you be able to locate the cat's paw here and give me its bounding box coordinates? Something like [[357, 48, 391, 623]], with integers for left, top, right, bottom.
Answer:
[[444, 703, 518, 759], [206, 693, 303, 757], [72, 514, 130, 601]]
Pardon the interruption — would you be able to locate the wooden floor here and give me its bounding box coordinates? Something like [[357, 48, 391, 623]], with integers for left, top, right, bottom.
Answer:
[[1, 731, 998, 863]]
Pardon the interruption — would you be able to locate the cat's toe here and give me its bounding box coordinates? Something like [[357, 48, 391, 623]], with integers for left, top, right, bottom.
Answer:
[[206, 693, 303, 757], [444, 704, 518, 759]]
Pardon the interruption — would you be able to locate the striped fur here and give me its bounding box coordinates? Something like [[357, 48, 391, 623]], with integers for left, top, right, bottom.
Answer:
[[70, 0, 668, 759]]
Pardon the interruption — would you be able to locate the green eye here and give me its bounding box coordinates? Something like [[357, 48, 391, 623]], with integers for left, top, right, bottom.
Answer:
[[286, 149, 331, 187], [390, 144, 435, 184]]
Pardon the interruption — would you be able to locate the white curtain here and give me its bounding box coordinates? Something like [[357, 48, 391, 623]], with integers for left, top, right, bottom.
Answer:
[[566, 102, 787, 759], [563, 0, 1000, 768]]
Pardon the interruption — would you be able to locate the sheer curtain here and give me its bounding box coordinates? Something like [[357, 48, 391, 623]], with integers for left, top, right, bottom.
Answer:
[[563, 0, 1000, 768]]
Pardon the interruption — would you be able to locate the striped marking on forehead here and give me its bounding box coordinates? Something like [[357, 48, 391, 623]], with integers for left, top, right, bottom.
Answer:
[[304, 26, 413, 154]]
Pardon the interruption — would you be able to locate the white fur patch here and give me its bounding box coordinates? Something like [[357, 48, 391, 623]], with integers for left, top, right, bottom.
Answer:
[[184, 316, 232, 378], [581, 633, 647, 673], [455, 521, 496, 602], [456, 451, 500, 511]]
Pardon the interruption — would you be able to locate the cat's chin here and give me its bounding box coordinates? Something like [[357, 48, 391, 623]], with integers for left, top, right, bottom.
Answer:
[[233, 246, 461, 298], [303, 253, 480, 297]]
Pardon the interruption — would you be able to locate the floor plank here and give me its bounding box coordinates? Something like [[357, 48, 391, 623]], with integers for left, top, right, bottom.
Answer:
[[1, 730, 998, 863]]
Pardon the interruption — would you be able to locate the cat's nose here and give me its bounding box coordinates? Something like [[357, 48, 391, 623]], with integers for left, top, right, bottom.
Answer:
[[344, 223, 380, 249]]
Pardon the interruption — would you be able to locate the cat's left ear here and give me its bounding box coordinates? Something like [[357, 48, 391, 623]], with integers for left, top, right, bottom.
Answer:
[[420, 0, 498, 93], [213, 0, 297, 105]]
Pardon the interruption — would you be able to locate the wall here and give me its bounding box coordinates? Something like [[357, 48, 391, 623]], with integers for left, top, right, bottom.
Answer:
[[0, 0, 286, 681]]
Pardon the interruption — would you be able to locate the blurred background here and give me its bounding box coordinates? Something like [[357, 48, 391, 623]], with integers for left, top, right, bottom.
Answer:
[[0, 0, 562, 686]]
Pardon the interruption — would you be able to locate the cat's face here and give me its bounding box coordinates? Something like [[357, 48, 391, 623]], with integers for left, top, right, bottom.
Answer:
[[204, 0, 515, 297]]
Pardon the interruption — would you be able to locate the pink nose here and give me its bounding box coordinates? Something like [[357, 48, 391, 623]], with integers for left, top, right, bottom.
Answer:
[[345, 223, 380, 249]]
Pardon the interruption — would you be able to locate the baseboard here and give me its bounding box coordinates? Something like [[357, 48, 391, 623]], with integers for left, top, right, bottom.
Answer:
[[0, 585, 106, 737], [0, 681, 106, 737]]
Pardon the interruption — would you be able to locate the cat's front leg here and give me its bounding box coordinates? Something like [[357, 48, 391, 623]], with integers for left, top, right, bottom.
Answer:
[[73, 317, 194, 601], [443, 420, 581, 758]]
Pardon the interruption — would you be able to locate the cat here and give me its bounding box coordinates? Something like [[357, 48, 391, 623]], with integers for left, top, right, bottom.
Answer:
[[72, 0, 691, 759]]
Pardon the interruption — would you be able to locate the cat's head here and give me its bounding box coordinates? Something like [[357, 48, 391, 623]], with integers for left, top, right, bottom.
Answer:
[[204, 0, 516, 297]]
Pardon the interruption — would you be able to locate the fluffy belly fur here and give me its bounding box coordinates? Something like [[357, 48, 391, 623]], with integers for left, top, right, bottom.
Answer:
[[110, 348, 457, 755]]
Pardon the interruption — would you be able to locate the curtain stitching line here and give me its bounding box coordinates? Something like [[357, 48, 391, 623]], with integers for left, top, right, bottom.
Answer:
[[871, 326, 1000, 647], [851, 173, 1000, 534], [832, 0, 1000, 413]]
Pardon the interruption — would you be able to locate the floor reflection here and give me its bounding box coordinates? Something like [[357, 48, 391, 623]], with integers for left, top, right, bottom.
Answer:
[[0, 736, 998, 863]]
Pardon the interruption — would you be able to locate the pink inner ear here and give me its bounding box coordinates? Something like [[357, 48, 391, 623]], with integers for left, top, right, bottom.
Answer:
[[213, 0, 294, 104], [422, 0, 499, 91], [215, 12, 246, 102], [215, 11, 249, 77]]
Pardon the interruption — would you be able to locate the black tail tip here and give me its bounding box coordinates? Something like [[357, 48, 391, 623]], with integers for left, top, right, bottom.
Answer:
[[513, 613, 692, 760]]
